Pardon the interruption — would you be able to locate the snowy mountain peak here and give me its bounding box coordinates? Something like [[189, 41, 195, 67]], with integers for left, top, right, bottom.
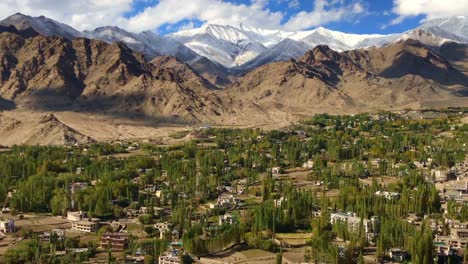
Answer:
[[0, 12, 82, 39], [83, 26, 141, 45], [418, 16, 468, 43], [392, 29, 455, 47], [0, 13, 466, 71]]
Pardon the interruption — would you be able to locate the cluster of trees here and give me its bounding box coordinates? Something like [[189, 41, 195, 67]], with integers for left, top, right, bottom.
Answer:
[[0, 112, 465, 263], [4, 234, 96, 264]]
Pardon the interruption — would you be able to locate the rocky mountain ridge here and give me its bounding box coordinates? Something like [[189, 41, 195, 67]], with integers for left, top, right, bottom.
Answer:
[[0, 20, 466, 145]]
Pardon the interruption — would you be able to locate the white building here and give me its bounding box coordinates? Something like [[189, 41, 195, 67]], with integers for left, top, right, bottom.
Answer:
[[71, 219, 99, 233], [303, 160, 314, 169], [375, 191, 400, 200], [430, 168, 454, 182], [219, 214, 236, 225], [155, 222, 173, 239], [39, 229, 65, 243], [217, 194, 237, 208], [0, 219, 15, 233], [271, 167, 281, 174], [159, 250, 180, 264], [330, 212, 379, 241], [67, 211, 86, 221]]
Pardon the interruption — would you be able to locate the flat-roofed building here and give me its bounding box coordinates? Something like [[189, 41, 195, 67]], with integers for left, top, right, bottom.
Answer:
[[71, 219, 99, 233], [100, 233, 130, 251], [159, 249, 181, 264], [67, 211, 86, 221], [0, 219, 15, 233], [39, 229, 65, 243]]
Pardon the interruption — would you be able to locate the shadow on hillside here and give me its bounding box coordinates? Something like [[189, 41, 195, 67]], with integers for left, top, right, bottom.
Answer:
[[380, 51, 468, 86], [13, 88, 196, 127], [0, 97, 16, 110]]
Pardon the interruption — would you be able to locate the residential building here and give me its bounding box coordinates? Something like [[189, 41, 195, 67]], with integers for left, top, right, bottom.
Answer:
[[70, 182, 88, 193], [429, 168, 455, 183], [0, 219, 15, 233], [71, 219, 99, 233], [446, 219, 468, 229], [67, 211, 86, 221], [330, 212, 379, 242], [444, 181, 468, 202], [375, 191, 400, 200], [436, 228, 468, 250], [159, 250, 180, 264], [142, 184, 156, 193], [155, 222, 173, 240], [271, 167, 281, 174], [303, 160, 314, 169], [100, 233, 130, 251], [219, 214, 236, 225], [274, 197, 287, 207], [434, 240, 451, 256], [389, 248, 408, 262], [217, 194, 237, 208], [39, 229, 65, 243], [171, 229, 180, 242]]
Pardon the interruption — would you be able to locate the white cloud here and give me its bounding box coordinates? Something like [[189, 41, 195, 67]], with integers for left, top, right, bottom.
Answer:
[[288, 0, 300, 9], [178, 21, 197, 31], [283, 0, 366, 31], [124, 0, 284, 32], [0, 0, 369, 33], [0, 0, 133, 30], [391, 0, 468, 24]]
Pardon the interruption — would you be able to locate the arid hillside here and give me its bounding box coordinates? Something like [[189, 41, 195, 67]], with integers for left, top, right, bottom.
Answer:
[[0, 27, 466, 145]]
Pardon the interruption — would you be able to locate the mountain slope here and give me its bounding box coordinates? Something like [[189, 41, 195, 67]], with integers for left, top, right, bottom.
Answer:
[[391, 29, 455, 48], [238, 39, 310, 71], [1, 13, 467, 73], [0, 31, 231, 123], [170, 24, 268, 67], [228, 40, 467, 120], [418, 16, 468, 43], [0, 21, 466, 132], [0, 13, 82, 39], [0, 112, 94, 145]]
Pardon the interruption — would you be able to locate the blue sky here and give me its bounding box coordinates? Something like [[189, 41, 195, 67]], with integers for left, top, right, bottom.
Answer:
[[127, 0, 427, 34], [0, 0, 466, 34]]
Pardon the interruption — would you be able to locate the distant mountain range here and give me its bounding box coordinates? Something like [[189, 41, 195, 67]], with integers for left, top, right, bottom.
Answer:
[[0, 13, 466, 145], [1, 13, 467, 71]]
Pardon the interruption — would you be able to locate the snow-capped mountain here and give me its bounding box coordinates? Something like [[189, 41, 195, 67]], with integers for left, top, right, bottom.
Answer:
[[418, 16, 468, 43], [83, 26, 201, 63], [391, 29, 454, 48], [169, 24, 268, 67], [239, 39, 310, 70], [170, 24, 402, 68], [0, 13, 466, 72], [0, 13, 82, 39]]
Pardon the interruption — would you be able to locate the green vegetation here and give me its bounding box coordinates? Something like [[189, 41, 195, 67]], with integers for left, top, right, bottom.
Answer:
[[0, 111, 466, 263]]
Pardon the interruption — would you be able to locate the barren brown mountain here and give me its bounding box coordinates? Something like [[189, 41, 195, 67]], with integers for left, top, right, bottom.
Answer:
[[229, 41, 467, 118], [0, 27, 466, 145]]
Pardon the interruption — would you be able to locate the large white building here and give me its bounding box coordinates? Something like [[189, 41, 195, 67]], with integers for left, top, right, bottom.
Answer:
[[0, 219, 15, 233], [219, 214, 237, 225], [71, 219, 99, 233], [429, 168, 455, 183], [159, 249, 181, 264], [330, 212, 379, 241], [67, 211, 86, 221]]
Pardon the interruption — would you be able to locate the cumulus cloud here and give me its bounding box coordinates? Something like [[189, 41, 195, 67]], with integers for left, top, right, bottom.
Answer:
[[288, 0, 300, 9], [0, 0, 369, 33], [124, 0, 285, 32], [391, 0, 468, 24], [283, 0, 366, 31], [0, 0, 133, 30]]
